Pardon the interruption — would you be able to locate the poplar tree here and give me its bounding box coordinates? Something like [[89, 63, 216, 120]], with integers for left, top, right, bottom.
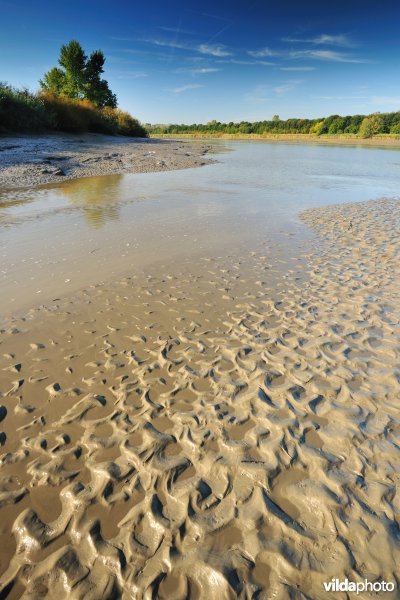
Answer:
[[40, 40, 117, 108]]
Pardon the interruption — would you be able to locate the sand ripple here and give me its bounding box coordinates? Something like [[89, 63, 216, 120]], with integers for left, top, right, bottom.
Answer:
[[0, 198, 399, 598]]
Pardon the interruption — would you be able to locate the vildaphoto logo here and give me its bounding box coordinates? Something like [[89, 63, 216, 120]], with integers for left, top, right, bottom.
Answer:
[[323, 578, 396, 594]]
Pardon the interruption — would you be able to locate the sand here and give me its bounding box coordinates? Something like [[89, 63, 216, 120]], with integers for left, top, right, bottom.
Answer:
[[0, 197, 399, 599], [152, 132, 400, 147], [0, 133, 217, 189]]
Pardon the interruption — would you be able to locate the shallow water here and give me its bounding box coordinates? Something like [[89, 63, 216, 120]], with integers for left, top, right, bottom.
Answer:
[[1, 141, 399, 316]]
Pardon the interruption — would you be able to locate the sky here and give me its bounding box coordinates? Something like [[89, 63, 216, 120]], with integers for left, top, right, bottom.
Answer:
[[1, 0, 400, 123]]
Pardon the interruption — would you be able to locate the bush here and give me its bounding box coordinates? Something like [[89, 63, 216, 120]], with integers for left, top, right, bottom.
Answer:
[[102, 107, 147, 137], [0, 83, 54, 132], [0, 83, 147, 137], [40, 93, 114, 133]]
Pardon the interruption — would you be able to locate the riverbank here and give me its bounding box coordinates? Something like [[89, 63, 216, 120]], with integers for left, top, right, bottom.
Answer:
[[151, 132, 400, 147], [0, 133, 217, 189], [0, 197, 399, 597]]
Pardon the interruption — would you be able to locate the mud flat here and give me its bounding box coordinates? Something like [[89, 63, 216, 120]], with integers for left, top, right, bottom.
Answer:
[[0, 198, 399, 598], [0, 133, 217, 189]]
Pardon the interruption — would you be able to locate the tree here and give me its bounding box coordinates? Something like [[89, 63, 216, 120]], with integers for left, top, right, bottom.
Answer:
[[40, 67, 66, 96], [309, 121, 325, 136], [40, 40, 117, 108], [84, 50, 117, 108], [272, 114, 280, 122], [359, 113, 383, 138]]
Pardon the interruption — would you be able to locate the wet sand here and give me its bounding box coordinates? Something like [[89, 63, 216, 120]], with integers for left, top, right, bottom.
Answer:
[[153, 132, 400, 147], [0, 133, 217, 189], [0, 197, 399, 598]]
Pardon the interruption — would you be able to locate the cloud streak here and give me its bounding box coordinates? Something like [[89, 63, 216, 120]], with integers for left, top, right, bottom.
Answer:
[[168, 83, 204, 93], [115, 71, 148, 80], [244, 85, 270, 104], [142, 38, 232, 57], [218, 59, 275, 66], [280, 66, 316, 71], [198, 43, 232, 57], [283, 34, 355, 48], [175, 67, 221, 75], [289, 49, 370, 63], [247, 47, 278, 58], [244, 80, 302, 103]]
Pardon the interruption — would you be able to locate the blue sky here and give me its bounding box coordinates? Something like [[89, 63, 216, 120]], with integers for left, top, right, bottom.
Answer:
[[1, 0, 400, 123]]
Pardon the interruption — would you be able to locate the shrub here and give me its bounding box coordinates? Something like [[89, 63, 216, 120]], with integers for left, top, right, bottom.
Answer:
[[39, 93, 114, 133], [102, 107, 148, 137], [0, 83, 54, 132], [0, 85, 148, 137]]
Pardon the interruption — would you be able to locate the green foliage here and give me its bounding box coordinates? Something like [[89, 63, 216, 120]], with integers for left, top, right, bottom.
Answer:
[[148, 110, 400, 137], [40, 68, 66, 96], [0, 82, 54, 132], [309, 121, 325, 135], [40, 93, 114, 133], [40, 93, 147, 136], [359, 113, 384, 138], [359, 117, 373, 138], [0, 83, 147, 137], [102, 107, 147, 137], [84, 50, 117, 108], [40, 40, 117, 108]]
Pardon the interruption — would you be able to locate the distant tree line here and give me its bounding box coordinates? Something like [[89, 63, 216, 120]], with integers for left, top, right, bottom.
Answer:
[[147, 112, 400, 138]]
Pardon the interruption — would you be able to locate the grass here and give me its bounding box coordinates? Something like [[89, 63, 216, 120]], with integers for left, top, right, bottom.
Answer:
[[0, 83, 147, 137], [150, 132, 400, 146], [0, 83, 54, 132]]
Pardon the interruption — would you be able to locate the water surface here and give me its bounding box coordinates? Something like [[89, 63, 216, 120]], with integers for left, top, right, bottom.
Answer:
[[1, 141, 399, 316]]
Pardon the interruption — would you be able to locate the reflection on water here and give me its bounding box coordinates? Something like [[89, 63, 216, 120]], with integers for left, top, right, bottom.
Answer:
[[0, 189, 36, 223], [1, 140, 400, 316], [58, 174, 124, 228], [0, 174, 125, 229]]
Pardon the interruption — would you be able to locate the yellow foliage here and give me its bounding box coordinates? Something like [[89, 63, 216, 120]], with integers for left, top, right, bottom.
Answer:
[[38, 92, 147, 136]]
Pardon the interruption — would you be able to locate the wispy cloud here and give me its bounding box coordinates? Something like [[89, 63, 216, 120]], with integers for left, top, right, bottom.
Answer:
[[218, 59, 275, 66], [141, 38, 232, 57], [168, 83, 204, 93], [175, 67, 221, 75], [198, 43, 232, 57], [115, 71, 148, 80], [280, 66, 316, 71], [244, 85, 270, 104], [371, 95, 400, 106], [158, 26, 197, 35], [316, 95, 368, 100], [272, 81, 301, 94], [289, 49, 369, 63], [283, 34, 355, 48], [143, 38, 193, 51], [244, 79, 301, 103], [247, 47, 278, 58]]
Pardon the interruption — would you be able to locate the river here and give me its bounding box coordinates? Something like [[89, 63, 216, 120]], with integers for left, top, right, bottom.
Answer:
[[1, 140, 399, 316]]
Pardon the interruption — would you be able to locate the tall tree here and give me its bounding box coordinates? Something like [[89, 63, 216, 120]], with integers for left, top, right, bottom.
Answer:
[[84, 50, 117, 108], [40, 41, 117, 108]]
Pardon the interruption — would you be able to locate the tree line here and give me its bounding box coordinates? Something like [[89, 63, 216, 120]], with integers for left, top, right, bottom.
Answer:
[[147, 112, 400, 138]]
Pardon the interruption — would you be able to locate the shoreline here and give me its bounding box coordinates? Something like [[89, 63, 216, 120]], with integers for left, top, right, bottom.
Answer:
[[0, 132, 218, 190], [151, 132, 400, 147]]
